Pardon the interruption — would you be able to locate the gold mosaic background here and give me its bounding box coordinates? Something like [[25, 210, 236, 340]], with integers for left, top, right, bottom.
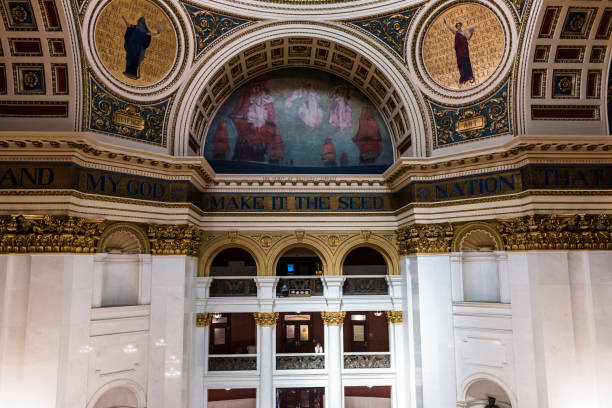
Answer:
[[423, 3, 505, 91], [94, 0, 177, 87]]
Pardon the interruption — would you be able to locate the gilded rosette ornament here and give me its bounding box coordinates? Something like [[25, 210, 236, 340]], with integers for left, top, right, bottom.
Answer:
[[196, 313, 212, 327], [253, 312, 279, 326], [396, 223, 454, 254], [321, 311, 346, 325], [497, 214, 611, 250], [147, 223, 201, 256], [0, 215, 105, 253], [385, 311, 403, 324]]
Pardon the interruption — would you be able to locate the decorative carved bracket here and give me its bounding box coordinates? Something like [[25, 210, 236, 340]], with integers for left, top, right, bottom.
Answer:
[[321, 311, 346, 325], [253, 312, 279, 326]]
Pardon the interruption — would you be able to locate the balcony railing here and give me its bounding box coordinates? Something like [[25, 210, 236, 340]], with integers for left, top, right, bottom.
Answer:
[[342, 276, 388, 295], [208, 354, 257, 371], [276, 353, 325, 370], [343, 352, 391, 369], [276, 277, 324, 297], [209, 277, 257, 297]]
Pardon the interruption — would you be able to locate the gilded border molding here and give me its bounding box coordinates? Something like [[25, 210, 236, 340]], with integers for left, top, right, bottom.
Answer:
[[196, 312, 212, 327], [253, 312, 279, 326], [396, 223, 454, 254], [321, 311, 346, 325], [0, 214, 106, 253], [385, 310, 403, 324]]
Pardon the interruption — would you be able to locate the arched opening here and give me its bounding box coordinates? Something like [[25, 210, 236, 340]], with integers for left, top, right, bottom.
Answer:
[[209, 248, 257, 297], [342, 246, 387, 275], [93, 386, 140, 408], [463, 379, 512, 407], [459, 229, 502, 303], [276, 247, 323, 297], [210, 248, 257, 276], [342, 247, 388, 295]]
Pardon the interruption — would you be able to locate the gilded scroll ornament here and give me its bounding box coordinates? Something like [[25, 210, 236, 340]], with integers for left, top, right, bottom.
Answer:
[[321, 311, 346, 325], [385, 310, 403, 324], [196, 313, 212, 327], [351, 9, 417, 59], [396, 223, 454, 254], [497, 214, 611, 250], [253, 312, 279, 326], [147, 223, 201, 256], [0, 215, 105, 253]]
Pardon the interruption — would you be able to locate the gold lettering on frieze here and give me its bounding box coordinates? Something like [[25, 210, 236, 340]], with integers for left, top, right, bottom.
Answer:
[[455, 114, 486, 133], [112, 106, 145, 131]]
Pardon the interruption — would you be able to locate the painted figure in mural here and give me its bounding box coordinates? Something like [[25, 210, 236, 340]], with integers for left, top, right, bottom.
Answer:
[[444, 17, 475, 85], [328, 85, 352, 132], [285, 82, 324, 129], [340, 152, 349, 167], [321, 137, 337, 167], [230, 79, 284, 163], [211, 122, 230, 160], [121, 16, 162, 79], [485, 397, 500, 408], [353, 106, 383, 164]]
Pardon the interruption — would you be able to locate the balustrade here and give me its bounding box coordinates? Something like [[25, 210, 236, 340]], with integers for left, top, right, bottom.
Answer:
[[208, 354, 257, 371], [342, 276, 388, 295], [276, 353, 325, 370], [343, 352, 391, 369], [209, 277, 257, 297], [276, 277, 324, 297]]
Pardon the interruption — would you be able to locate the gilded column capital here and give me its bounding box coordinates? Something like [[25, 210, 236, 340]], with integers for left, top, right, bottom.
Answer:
[[385, 311, 403, 324], [196, 313, 212, 327], [396, 223, 454, 255], [0, 214, 105, 253], [254, 312, 279, 326], [147, 223, 201, 256], [321, 311, 346, 325]]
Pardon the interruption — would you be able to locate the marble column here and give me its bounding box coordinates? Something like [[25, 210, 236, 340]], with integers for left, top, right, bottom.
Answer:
[[191, 313, 211, 408], [254, 312, 278, 408], [387, 311, 406, 408], [321, 311, 345, 408]]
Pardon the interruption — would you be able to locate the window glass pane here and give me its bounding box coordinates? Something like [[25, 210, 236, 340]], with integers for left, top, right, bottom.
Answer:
[[214, 328, 225, 345], [353, 325, 365, 342], [300, 325, 309, 341], [286, 325, 295, 339]]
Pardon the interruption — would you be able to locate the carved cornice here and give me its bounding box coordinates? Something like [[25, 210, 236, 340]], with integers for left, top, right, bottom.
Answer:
[[253, 312, 279, 326], [147, 224, 202, 256], [0, 214, 105, 253], [321, 311, 346, 325], [396, 223, 454, 254], [497, 214, 612, 250], [196, 313, 212, 327], [385, 310, 403, 324]]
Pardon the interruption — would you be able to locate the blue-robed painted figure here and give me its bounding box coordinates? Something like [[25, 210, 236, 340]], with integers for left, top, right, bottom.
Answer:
[[121, 16, 161, 80]]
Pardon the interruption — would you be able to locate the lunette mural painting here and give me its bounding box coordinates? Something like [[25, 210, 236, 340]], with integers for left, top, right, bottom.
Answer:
[[204, 68, 394, 174]]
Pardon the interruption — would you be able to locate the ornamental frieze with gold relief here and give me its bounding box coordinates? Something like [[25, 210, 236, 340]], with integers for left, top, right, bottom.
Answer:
[[396, 214, 612, 254]]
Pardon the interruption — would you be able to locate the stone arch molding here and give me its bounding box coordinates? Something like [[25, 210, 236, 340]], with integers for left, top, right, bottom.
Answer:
[[86, 379, 147, 408], [199, 235, 267, 277], [98, 222, 150, 254], [335, 234, 399, 276], [459, 373, 516, 408], [171, 21, 429, 157], [198, 230, 398, 276], [452, 222, 503, 252]]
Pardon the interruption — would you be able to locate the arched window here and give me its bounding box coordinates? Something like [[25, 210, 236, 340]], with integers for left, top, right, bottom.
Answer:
[[342, 247, 387, 275], [276, 247, 322, 276]]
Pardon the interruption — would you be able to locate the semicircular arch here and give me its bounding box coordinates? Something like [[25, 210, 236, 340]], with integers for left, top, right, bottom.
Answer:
[[97, 222, 150, 254], [171, 21, 428, 157], [267, 237, 333, 277], [335, 234, 399, 276], [452, 221, 503, 253], [199, 237, 266, 277], [87, 379, 146, 408], [459, 373, 515, 407]]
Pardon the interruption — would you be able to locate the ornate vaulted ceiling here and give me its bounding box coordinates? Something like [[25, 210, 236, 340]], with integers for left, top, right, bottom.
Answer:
[[0, 0, 610, 165]]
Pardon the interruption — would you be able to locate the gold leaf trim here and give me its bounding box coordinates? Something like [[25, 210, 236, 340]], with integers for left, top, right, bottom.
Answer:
[[321, 311, 346, 325], [253, 312, 279, 326]]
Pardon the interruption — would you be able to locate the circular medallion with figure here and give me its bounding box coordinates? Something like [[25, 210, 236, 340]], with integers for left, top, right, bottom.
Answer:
[[422, 3, 505, 91], [93, 0, 178, 87]]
